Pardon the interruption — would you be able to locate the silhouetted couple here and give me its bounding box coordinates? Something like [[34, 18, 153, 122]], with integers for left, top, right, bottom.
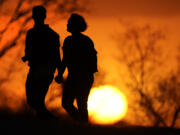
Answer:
[[22, 6, 97, 122]]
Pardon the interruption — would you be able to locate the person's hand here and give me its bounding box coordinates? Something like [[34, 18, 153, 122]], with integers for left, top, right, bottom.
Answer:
[[22, 56, 27, 62], [55, 74, 63, 84]]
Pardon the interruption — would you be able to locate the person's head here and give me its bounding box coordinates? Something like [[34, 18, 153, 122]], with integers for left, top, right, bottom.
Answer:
[[32, 6, 46, 25], [67, 13, 87, 33]]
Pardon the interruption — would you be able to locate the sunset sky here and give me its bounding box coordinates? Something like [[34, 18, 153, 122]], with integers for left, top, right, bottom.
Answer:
[[77, 0, 180, 85], [0, 0, 180, 127], [90, 0, 180, 17]]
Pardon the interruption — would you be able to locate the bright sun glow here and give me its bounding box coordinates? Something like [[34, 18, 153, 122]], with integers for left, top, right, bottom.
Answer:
[[88, 85, 128, 125]]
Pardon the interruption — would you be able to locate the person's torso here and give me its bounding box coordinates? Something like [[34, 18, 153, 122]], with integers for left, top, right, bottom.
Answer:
[[27, 25, 59, 70], [63, 34, 97, 74]]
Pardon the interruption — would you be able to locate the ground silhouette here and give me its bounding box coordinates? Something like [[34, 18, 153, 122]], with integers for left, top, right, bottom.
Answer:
[[0, 112, 179, 135]]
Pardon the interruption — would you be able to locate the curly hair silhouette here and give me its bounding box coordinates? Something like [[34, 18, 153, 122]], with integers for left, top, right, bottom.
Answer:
[[67, 13, 87, 33]]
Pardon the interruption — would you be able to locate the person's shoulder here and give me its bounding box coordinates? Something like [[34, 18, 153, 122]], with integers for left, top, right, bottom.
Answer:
[[64, 36, 72, 43], [46, 25, 59, 38], [63, 36, 72, 48], [81, 34, 97, 52], [27, 28, 34, 35], [81, 34, 94, 44], [81, 34, 94, 48], [65, 36, 72, 41]]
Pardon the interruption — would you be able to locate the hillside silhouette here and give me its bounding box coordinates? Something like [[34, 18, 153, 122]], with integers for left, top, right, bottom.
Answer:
[[0, 112, 179, 135]]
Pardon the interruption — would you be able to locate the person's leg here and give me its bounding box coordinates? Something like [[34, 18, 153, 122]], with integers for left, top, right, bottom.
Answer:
[[25, 71, 53, 118], [76, 94, 89, 122], [36, 75, 54, 118], [62, 76, 79, 120], [36, 84, 49, 118], [25, 72, 37, 109], [76, 75, 94, 122]]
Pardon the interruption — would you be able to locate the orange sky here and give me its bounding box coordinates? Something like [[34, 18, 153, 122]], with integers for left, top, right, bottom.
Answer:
[[89, 0, 180, 17], [67, 1, 180, 87], [0, 0, 180, 126], [42, 1, 180, 126]]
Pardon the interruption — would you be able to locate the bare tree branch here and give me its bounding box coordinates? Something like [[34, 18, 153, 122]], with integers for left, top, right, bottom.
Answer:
[[115, 23, 167, 126]]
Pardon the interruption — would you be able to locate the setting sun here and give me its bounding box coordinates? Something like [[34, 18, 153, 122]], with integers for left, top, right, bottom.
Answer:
[[88, 85, 128, 125]]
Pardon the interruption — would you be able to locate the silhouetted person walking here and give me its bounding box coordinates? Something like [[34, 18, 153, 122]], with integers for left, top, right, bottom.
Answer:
[[22, 6, 62, 119], [56, 14, 98, 122]]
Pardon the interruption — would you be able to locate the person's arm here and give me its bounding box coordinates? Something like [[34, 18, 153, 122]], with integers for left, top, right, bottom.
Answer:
[[22, 31, 31, 62], [55, 36, 62, 72], [57, 38, 68, 75], [87, 37, 98, 73], [55, 38, 68, 83], [54, 35, 63, 84]]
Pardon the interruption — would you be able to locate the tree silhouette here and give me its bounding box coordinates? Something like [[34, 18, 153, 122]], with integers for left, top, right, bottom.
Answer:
[[115, 22, 169, 126], [157, 45, 180, 128]]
